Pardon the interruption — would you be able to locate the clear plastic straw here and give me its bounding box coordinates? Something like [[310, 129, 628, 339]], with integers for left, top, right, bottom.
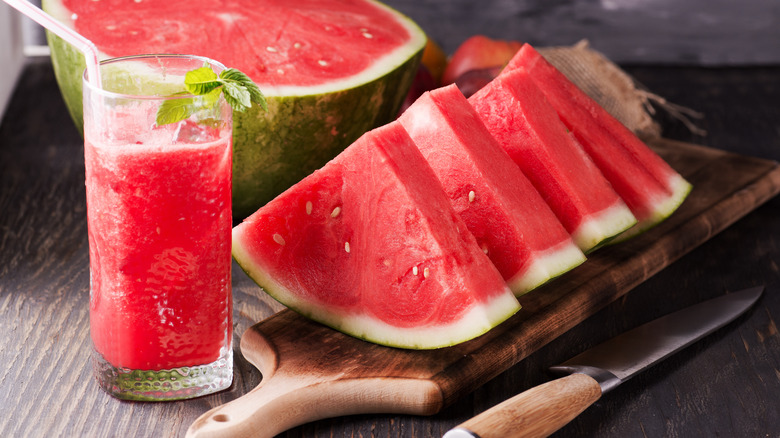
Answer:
[[3, 0, 101, 87]]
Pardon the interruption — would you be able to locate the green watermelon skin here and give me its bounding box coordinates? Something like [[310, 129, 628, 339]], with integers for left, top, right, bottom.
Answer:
[[506, 44, 692, 238], [230, 54, 421, 218], [398, 84, 585, 296], [469, 68, 637, 253], [232, 121, 520, 349], [42, 0, 426, 220]]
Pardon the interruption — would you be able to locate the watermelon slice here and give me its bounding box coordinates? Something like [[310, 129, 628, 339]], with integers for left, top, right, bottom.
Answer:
[[398, 84, 586, 296], [505, 44, 692, 238], [232, 121, 520, 349], [469, 68, 637, 252], [42, 0, 426, 219]]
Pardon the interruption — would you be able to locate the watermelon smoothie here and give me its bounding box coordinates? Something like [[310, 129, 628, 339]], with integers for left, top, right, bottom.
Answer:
[[83, 55, 233, 401]]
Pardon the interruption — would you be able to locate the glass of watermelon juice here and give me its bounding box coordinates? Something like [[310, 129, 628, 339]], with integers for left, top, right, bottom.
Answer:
[[82, 54, 233, 401]]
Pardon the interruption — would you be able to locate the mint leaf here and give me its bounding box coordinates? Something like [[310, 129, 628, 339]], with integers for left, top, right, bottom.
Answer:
[[184, 66, 221, 95], [155, 88, 223, 126], [219, 68, 252, 83], [222, 82, 252, 112], [246, 84, 267, 111], [155, 92, 196, 126], [220, 68, 267, 111], [155, 65, 266, 126]]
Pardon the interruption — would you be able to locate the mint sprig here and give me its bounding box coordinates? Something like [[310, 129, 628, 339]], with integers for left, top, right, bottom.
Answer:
[[156, 64, 267, 126]]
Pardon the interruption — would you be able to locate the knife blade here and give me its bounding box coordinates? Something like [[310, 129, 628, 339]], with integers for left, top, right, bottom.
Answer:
[[443, 286, 764, 438]]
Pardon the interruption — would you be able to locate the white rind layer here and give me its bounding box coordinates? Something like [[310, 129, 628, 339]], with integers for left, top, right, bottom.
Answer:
[[571, 201, 637, 253], [232, 230, 521, 350], [505, 239, 586, 296], [330, 290, 520, 350], [613, 173, 693, 242]]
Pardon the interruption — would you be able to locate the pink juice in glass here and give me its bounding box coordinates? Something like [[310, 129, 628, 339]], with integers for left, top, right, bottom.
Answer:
[[83, 55, 233, 401]]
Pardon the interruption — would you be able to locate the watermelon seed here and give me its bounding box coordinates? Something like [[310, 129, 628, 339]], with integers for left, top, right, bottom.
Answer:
[[362, 32, 374, 39], [331, 206, 341, 218], [318, 60, 329, 67], [423, 267, 430, 278], [413, 266, 418, 275], [266, 46, 278, 53], [293, 42, 302, 49], [277, 69, 285, 75], [468, 190, 476, 203], [273, 234, 286, 246], [345, 242, 351, 253], [305, 201, 313, 215]]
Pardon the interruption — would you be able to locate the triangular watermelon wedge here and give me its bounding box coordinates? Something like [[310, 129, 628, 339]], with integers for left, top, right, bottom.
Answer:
[[232, 122, 520, 349], [469, 68, 637, 252], [504, 44, 692, 239], [398, 84, 586, 296]]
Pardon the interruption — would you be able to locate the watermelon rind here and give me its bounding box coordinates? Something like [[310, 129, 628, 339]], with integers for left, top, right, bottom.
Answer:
[[572, 201, 640, 252], [507, 239, 586, 293], [230, 51, 422, 219], [612, 173, 693, 242], [232, 230, 520, 349], [42, 0, 426, 219]]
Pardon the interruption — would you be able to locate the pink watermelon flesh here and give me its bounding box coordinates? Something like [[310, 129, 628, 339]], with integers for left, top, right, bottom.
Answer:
[[505, 44, 692, 237], [232, 121, 520, 349], [59, 0, 413, 90], [469, 68, 637, 252], [398, 84, 586, 296]]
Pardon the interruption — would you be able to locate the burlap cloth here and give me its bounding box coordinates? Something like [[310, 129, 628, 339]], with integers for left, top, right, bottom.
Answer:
[[538, 40, 705, 141]]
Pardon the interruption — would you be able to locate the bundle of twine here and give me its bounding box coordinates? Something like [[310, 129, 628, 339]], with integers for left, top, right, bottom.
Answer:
[[538, 40, 705, 141]]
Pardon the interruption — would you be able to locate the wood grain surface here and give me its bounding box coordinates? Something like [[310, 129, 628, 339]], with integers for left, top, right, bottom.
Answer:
[[2, 60, 780, 438]]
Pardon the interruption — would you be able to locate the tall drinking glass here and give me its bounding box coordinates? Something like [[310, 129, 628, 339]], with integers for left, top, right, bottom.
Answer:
[[82, 55, 233, 401]]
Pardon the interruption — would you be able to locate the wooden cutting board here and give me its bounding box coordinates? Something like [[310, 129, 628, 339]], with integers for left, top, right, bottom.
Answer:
[[187, 139, 780, 438]]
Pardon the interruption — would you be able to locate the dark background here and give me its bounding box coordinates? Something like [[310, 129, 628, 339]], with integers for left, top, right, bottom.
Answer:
[[385, 0, 780, 65]]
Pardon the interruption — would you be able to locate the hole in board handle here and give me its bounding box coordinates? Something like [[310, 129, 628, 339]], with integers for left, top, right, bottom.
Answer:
[[212, 414, 231, 423]]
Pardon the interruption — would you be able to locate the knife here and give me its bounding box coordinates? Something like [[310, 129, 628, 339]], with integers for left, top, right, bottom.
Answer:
[[443, 286, 764, 438]]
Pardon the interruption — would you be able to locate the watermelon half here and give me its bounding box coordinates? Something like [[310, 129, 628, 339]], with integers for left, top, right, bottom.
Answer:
[[232, 121, 520, 349], [398, 84, 586, 296], [469, 68, 637, 252], [505, 44, 692, 238], [42, 0, 427, 219]]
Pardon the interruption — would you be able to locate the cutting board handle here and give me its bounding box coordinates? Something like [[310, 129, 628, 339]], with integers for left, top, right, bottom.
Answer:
[[186, 372, 443, 437], [186, 321, 444, 438], [186, 375, 307, 438]]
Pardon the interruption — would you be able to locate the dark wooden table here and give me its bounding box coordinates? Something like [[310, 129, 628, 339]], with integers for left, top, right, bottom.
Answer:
[[3, 23, 780, 438]]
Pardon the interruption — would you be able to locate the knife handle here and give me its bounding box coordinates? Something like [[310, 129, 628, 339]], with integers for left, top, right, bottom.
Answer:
[[445, 373, 602, 438]]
